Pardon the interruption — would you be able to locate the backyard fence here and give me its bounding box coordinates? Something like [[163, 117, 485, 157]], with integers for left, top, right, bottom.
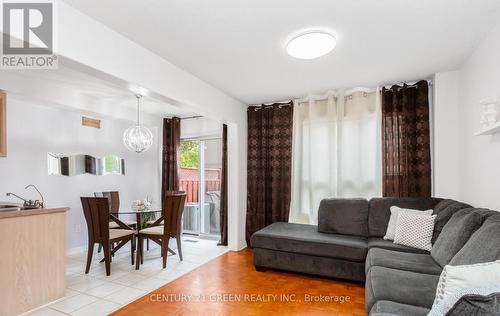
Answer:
[[179, 167, 221, 203]]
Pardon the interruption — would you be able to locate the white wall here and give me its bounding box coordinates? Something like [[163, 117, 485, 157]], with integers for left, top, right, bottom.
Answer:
[[456, 19, 500, 210], [0, 96, 161, 250], [433, 71, 460, 199], [181, 117, 222, 140], [434, 19, 500, 209]]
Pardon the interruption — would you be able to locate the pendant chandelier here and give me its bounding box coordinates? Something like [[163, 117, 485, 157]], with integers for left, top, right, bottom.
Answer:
[[123, 95, 153, 153]]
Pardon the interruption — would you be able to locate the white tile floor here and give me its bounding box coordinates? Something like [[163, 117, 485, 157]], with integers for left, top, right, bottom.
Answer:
[[24, 237, 228, 316]]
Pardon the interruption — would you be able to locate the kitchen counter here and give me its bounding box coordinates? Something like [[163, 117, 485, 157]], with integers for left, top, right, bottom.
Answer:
[[0, 206, 67, 219], [0, 207, 69, 316]]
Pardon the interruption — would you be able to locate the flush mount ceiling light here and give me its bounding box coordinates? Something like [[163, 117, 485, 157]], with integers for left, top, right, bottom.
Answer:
[[123, 95, 153, 153], [286, 31, 336, 60]]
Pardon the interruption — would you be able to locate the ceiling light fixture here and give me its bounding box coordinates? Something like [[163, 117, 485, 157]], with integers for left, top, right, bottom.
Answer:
[[286, 31, 336, 60], [123, 95, 153, 153]]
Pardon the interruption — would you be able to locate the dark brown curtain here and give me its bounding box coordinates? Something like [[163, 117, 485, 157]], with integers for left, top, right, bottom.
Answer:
[[161, 117, 181, 204], [382, 80, 431, 197], [246, 102, 293, 245], [218, 124, 228, 246]]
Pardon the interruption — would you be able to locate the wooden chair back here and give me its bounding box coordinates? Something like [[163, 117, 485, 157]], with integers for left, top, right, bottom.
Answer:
[[81, 197, 110, 244], [162, 191, 186, 238], [94, 191, 120, 215]]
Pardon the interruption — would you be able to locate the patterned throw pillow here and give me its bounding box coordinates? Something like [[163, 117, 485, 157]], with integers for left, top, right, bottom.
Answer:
[[384, 206, 433, 241], [428, 286, 500, 316], [393, 212, 436, 251], [432, 261, 500, 309]]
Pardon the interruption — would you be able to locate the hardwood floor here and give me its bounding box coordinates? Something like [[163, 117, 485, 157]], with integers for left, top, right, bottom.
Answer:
[[112, 249, 366, 315]]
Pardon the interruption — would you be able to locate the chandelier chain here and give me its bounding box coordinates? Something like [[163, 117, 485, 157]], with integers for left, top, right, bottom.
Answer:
[[136, 94, 142, 126]]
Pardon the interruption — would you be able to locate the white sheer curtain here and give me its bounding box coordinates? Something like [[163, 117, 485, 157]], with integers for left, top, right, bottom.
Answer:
[[289, 90, 382, 225]]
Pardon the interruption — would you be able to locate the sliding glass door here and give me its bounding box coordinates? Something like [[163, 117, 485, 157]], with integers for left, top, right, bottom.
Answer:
[[179, 138, 222, 237]]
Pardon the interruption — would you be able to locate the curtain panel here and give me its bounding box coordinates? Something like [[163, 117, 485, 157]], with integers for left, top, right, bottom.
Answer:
[[289, 91, 382, 224], [161, 117, 181, 204], [218, 124, 228, 246], [382, 80, 431, 197], [246, 102, 293, 245]]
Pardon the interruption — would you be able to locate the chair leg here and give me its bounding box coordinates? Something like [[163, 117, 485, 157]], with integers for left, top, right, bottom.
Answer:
[[140, 238, 144, 264], [176, 234, 183, 261], [85, 241, 94, 274], [130, 236, 135, 265], [135, 235, 142, 270], [147, 238, 149, 251], [97, 244, 102, 253], [102, 241, 111, 276], [162, 237, 170, 269]]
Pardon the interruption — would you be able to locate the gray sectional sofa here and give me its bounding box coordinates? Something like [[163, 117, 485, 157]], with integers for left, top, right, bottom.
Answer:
[[250, 197, 500, 315]]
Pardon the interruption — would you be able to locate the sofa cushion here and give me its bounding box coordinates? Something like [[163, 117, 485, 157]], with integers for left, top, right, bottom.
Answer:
[[318, 198, 369, 237], [253, 247, 366, 282], [368, 197, 442, 237], [431, 208, 483, 267], [365, 248, 442, 275], [250, 222, 367, 261], [432, 199, 472, 243], [365, 266, 440, 311], [450, 215, 500, 265], [368, 237, 429, 254], [370, 300, 430, 316]]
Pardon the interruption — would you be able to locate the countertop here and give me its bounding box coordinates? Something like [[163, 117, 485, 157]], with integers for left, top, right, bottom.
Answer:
[[0, 207, 69, 219]]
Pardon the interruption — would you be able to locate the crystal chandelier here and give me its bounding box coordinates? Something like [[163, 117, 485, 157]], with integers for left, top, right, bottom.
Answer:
[[123, 95, 153, 153]]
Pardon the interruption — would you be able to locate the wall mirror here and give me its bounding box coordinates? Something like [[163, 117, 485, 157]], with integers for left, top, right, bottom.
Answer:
[[48, 153, 125, 176]]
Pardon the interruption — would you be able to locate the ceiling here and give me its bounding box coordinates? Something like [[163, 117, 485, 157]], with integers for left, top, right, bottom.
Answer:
[[63, 0, 500, 104], [13, 65, 196, 118]]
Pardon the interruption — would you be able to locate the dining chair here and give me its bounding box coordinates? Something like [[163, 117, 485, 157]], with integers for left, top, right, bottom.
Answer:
[[94, 191, 137, 228], [135, 191, 186, 269], [81, 197, 136, 276], [94, 191, 137, 253], [145, 212, 164, 251]]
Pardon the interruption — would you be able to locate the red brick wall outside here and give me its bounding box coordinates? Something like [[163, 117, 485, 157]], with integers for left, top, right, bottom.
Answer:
[[179, 167, 221, 203]]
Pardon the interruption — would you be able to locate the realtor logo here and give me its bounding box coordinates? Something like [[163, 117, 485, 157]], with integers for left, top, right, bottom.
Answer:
[[1, 0, 57, 69]]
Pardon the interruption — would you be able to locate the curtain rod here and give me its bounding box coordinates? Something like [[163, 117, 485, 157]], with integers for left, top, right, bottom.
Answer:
[[295, 88, 378, 103], [165, 115, 203, 120], [254, 78, 433, 106], [248, 100, 292, 108], [181, 115, 203, 120], [381, 78, 433, 89], [251, 103, 292, 111], [181, 136, 222, 141]]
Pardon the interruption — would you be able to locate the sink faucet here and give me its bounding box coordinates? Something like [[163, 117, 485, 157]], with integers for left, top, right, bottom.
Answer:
[[25, 184, 45, 208], [6, 192, 29, 205], [6, 185, 45, 209]]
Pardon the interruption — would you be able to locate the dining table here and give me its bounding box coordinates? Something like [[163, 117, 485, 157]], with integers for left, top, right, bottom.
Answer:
[[118, 209, 162, 230]]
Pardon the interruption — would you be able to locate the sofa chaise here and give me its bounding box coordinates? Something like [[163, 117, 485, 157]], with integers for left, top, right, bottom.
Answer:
[[250, 197, 500, 315]]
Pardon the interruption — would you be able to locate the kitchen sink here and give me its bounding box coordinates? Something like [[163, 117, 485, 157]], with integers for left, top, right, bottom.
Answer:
[[0, 204, 21, 212], [0, 205, 42, 212]]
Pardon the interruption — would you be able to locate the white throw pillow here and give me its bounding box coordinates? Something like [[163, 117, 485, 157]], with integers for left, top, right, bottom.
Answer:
[[432, 260, 500, 309], [393, 212, 436, 251], [383, 206, 433, 240]]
